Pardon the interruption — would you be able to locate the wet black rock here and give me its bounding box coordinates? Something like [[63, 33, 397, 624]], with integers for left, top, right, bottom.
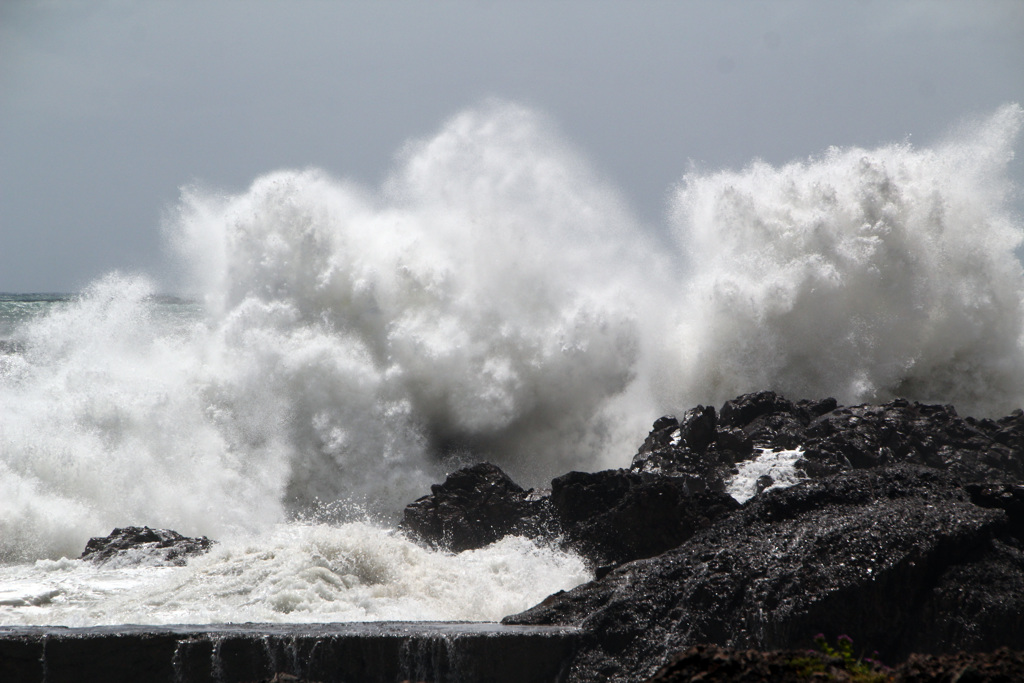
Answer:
[[628, 393, 837, 490], [80, 526, 214, 567], [400, 463, 555, 552], [0, 623, 579, 683], [401, 391, 1024, 681], [631, 405, 740, 488], [646, 644, 1024, 683], [402, 462, 738, 568], [549, 469, 738, 568], [966, 482, 1024, 537], [505, 465, 1024, 682], [631, 391, 1024, 487]]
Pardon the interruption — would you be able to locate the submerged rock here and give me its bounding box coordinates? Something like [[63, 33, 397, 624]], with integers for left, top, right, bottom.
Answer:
[[80, 526, 214, 567]]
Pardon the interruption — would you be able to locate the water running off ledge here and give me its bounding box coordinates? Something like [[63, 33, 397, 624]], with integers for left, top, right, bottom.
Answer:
[[0, 621, 581, 683]]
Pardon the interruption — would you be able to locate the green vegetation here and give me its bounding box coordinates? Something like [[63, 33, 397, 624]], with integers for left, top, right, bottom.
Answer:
[[787, 634, 891, 682]]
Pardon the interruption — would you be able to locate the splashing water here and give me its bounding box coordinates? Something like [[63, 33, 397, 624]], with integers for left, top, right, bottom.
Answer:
[[726, 449, 806, 504], [665, 104, 1024, 413], [171, 103, 670, 497], [0, 524, 589, 626], [0, 102, 1022, 623]]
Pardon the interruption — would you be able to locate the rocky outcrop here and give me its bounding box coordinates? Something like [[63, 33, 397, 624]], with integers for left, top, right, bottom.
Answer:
[[631, 391, 1024, 485], [402, 463, 738, 569], [646, 644, 1024, 682], [405, 391, 1024, 568], [504, 464, 1024, 682], [549, 469, 738, 569], [399, 391, 1024, 682], [630, 396, 839, 481], [400, 463, 555, 553], [80, 526, 214, 567]]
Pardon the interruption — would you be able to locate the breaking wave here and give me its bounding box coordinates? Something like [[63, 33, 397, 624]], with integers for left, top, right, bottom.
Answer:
[[0, 100, 1021, 562]]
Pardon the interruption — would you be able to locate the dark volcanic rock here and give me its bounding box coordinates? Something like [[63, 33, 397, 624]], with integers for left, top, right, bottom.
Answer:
[[894, 647, 1024, 682], [505, 465, 1024, 682], [646, 644, 1024, 683], [631, 405, 740, 490], [646, 643, 879, 682], [81, 526, 214, 567], [629, 394, 841, 491], [550, 469, 739, 567], [727, 394, 1024, 484], [400, 463, 554, 552], [633, 392, 1024, 486], [798, 400, 1009, 477], [966, 482, 1024, 537], [718, 391, 796, 429], [401, 462, 739, 568], [909, 534, 1024, 656], [401, 392, 1024, 681]]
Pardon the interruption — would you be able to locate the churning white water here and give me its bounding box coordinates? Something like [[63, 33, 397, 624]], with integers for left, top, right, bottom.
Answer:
[[0, 525, 588, 626], [726, 449, 806, 504], [0, 101, 1021, 624]]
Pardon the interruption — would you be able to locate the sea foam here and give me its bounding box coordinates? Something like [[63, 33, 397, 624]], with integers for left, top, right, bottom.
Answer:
[[0, 523, 589, 626], [0, 101, 1021, 569]]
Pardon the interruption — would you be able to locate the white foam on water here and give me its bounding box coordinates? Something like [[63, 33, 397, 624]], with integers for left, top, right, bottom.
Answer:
[[0, 101, 1022, 623], [0, 524, 589, 626], [726, 448, 806, 504]]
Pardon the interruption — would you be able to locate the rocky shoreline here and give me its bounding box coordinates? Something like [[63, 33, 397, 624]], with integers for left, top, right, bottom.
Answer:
[[401, 391, 1024, 682], [28, 391, 1024, 682], [647, 644, 1024, 682]]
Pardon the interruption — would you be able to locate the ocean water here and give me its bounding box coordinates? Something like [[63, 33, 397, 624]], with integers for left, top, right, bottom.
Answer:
[[726, 449, 806, 504], [0, 101, 1021, 625]]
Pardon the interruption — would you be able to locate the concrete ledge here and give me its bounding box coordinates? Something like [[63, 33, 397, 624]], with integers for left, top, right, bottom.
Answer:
[[0, 622, 580, 683]]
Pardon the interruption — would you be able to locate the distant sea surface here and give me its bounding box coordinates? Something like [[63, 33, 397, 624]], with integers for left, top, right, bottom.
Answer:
[[0, 293, 71, 340]]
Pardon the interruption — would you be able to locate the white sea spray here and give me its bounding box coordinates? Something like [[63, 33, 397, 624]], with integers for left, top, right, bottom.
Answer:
[[0, 101, 1021, 623], [664, 104, 1024, 414], [0, 523, 589, 625], [726, 448, 806, 504]]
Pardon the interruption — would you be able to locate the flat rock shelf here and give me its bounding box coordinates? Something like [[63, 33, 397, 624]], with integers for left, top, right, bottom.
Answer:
[[0, 622, 581, 683]]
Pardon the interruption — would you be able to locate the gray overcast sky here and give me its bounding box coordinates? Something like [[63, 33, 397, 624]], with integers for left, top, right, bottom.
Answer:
[[1, 0, 1022, 293]]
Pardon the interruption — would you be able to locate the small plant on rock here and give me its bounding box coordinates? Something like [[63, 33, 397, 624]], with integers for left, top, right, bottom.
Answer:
[[787, 634, 891, 681]]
